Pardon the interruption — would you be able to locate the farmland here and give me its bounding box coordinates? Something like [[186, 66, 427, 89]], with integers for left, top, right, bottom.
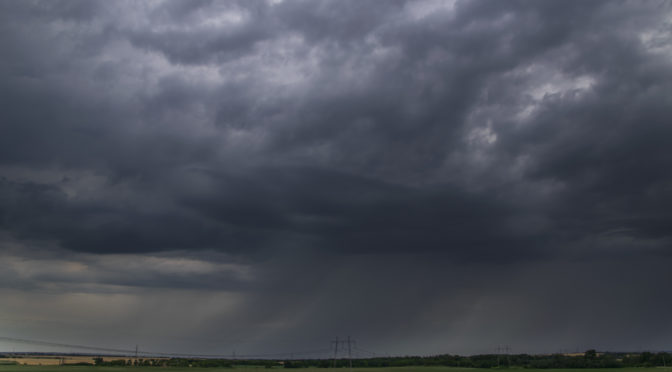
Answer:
[[0, 357, 157, 367], [1, 351, 671, 372], [0, 366, 671, 372]]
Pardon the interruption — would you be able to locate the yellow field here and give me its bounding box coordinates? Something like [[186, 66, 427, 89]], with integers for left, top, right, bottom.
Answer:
[[3, 356, 162, 366]]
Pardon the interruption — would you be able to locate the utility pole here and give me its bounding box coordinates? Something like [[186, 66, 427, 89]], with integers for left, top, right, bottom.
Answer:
[[332, 337, 339, 368], [663, 354, 666, 368], [347, 336, 354, 371], [663, 356, 666, 368]]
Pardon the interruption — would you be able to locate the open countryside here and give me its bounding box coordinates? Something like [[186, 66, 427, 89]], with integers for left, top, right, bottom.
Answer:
[[1, 367, 672, 372], [1, 351, 672, 370], [3, 1, 672, 368]]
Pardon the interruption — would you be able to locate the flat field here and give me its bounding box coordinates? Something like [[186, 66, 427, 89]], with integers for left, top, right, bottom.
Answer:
[[0, 357, 168, 367], [0, 367, 670, 372]]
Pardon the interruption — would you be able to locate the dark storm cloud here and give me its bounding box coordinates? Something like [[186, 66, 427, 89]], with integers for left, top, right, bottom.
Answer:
[[0, 177, 231, 254], [2, 0, 672, 355], [0, 166, 545, 261], [180, 167, 550, 260]]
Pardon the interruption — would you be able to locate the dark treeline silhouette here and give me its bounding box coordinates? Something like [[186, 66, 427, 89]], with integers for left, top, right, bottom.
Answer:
[[2, 350, 671, 368], [283, 351, 671, 369]]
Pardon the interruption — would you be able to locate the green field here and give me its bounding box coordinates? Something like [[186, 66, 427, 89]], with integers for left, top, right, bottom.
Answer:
[[0, 367, 670, 372]]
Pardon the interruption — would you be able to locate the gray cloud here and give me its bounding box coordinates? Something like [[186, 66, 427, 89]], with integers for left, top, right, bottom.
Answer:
[[2, 0, 672, 356]]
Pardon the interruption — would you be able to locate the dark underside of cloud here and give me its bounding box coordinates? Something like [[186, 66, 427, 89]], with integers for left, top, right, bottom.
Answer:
[[1, 0, 672, 356]]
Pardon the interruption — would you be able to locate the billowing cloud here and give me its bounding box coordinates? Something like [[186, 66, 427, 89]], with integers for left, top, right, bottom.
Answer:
[[2, 0, 672, 356]]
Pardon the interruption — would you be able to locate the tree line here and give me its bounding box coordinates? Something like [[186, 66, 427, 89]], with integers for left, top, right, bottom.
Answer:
[[79, 350, 672, 368], [285, 350, 672, 369], [2, 350, 668, 368]]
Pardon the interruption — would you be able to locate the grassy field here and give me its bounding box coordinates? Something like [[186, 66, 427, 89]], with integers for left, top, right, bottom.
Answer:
[[0, 367, 670, 372]]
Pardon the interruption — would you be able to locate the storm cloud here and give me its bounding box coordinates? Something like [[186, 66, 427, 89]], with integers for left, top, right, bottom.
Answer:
[[2, 0, 672, 356]]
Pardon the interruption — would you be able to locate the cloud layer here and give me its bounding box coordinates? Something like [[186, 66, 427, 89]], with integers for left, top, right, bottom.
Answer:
[[2, 0, 672, 356]]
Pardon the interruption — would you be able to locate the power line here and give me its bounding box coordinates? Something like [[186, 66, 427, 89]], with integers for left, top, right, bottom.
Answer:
[[0, 336, 141, 355], [353, 346, 378, 357], [0, 336, 330, 359]]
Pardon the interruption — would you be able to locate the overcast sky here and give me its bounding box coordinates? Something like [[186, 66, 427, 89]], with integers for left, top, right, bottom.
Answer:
[[2, 0, 672, 357]]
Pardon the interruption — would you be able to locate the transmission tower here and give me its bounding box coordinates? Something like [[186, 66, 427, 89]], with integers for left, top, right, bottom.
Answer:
[[332, 337, 339, 368], [331, 336, 356, 370]]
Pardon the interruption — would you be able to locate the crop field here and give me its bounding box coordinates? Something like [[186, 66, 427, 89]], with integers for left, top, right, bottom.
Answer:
[[0, 357, 169, 367], [0, 366, 671, 372]]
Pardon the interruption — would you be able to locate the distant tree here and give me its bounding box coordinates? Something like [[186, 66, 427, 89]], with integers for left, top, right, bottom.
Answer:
[[640, 351, 653, 366]]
